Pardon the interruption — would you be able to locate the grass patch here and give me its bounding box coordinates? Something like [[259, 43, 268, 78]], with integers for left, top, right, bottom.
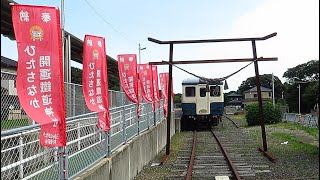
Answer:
[[271, 132, 319, 156], [1, 119, 31, 130], [246, 122, 319, 158], [169, 131, 191, 160], [225, 113, 247, 127], [227, 112, 246, 120], [269, 122, 319, 140], [170, 131, 189, 150]]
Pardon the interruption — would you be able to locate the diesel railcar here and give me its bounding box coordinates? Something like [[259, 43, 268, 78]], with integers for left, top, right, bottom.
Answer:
[[181, 78, 224, 130]]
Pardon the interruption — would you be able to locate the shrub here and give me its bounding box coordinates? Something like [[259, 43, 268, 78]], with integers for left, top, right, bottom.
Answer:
[[245, 101, 282, 126]]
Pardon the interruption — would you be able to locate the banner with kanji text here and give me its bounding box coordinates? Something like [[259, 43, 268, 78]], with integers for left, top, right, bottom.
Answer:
[[117, 54, 139, 103], [159, 72, 174, 115], [82, 35, 110, 131], [12, 4, 66, 147], [137, 64, 153, 103], [159, 73, 168, 115], [151, 66, 160, 110]]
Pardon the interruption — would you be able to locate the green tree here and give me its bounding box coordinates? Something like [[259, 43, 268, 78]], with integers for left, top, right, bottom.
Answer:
[[108, 73, 120, 91], [71, 67, 82, 84], [245, 101, 282, 126], [283, 60, 319, 81], [237, 74, 285, 100], [283, 60, 319, 113], [174, 93, 182, 103]]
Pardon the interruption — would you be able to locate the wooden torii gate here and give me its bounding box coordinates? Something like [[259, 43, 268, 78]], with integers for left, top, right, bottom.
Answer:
[[148, 33, 278, 162]]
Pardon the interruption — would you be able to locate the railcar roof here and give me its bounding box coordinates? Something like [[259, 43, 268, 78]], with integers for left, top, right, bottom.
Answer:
[[182, 77, 223, 85]]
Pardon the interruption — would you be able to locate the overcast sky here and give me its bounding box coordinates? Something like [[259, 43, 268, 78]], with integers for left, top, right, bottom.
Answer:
[[1, 0, 319, 93]]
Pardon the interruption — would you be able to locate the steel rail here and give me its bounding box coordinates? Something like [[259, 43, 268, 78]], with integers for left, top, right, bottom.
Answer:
[[186, 130, 197, 180], [211, 130, 241, 180], [222, 115, 239, 128]]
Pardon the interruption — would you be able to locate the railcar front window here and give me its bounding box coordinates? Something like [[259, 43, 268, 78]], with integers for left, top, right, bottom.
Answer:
[[200, 88, 206, 97], [185, 87, 195, 97], [210, 86, 220, 97]]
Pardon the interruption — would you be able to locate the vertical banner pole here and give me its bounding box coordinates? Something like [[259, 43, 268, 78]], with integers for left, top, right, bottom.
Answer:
[[272, 73, 275, 107], [60, 2, 68, 179], [107, 131, 111, 157]]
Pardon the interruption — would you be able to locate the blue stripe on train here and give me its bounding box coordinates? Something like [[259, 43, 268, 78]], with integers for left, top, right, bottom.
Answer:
[[210, 102, 224, 115], [182, 102, 224, 116], [182, 103, 196, 116]]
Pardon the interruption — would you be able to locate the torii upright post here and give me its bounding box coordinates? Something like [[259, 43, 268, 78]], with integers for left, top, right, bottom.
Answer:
[[252, 40, 277, 162], [148, 33, 278, 162], [166, 44, 173, 155]]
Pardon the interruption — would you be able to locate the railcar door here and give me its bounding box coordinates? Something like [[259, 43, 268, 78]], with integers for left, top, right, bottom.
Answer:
[[196, 85, 210, 115]]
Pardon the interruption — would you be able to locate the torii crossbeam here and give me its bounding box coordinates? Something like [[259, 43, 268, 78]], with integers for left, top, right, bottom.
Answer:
[[148, 33, 278, 163]]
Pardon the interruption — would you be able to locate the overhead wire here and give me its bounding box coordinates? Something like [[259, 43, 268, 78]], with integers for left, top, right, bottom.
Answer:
[[82, 0, 138, 47], [166, 59, 257, 83]]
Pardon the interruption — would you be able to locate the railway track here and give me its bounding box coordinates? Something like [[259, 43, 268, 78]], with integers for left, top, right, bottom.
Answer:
[[165, 116, 271, 180]]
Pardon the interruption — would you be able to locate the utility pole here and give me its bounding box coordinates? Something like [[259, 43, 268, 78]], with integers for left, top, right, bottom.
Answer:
[[138, 43, 146, 64], [298, 83, 301, 114], [294, 79, 310, 115], [272, 73, 275, 107]]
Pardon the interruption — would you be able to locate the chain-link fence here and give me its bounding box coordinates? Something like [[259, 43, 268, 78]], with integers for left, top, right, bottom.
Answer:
[[1, 71, 34, 129], [1, 71, 166, 179], [1, 71, 142, 130]]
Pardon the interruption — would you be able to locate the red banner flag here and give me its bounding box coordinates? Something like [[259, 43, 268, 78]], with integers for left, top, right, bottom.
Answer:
[[138, 64, 154, 103], [152, 66, 160, 103], [159, 72, 174, 115], [159, 73, 168, 115], [12, 4, 66, 147], [117, 54, 139, 103], [151, 66, 160, 110], [82, 35, 110, 131]]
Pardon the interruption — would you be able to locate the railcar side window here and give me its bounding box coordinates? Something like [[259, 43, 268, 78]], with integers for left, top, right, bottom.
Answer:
[[185, 87, 195, 97], [210, 86, 220, 96], [200, 88, 206, 97]]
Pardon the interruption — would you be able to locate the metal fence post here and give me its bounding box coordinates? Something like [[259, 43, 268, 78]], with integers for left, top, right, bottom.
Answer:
[[54, 147, 58, 162], [73, 84, 76, 116], [153, 110, 156, 127], [137, 105, 140, 135], [122, 106, 127, 144], [107, 131, 111, 157], [58, 147, 64, 179], [108, 90, 114, 108], [147, 104, 150, 130], [58, 147, 68, 180], [159, 101, 162, 122], [77, 122, 81, 150], [122, 92, 124, 106], [64, 147, 68, 179], [19, 136, 24, 179]]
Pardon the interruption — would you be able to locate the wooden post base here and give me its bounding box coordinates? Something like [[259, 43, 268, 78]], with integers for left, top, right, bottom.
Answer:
[[258, 147, 278, 162], [160, 149, 172, 165]]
